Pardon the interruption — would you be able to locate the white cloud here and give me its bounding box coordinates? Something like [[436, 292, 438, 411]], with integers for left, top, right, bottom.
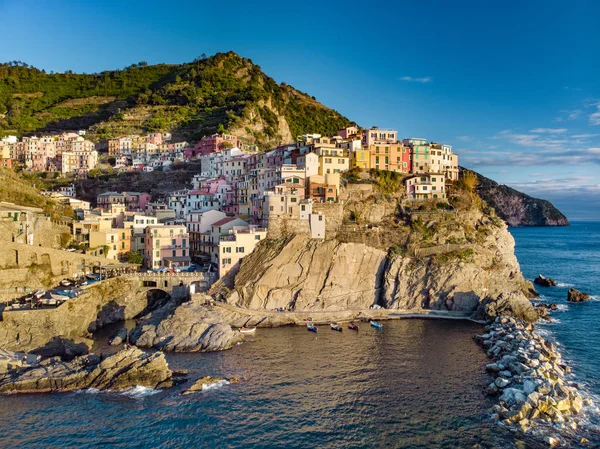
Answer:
[[555, 109, 582, 122], [571, 133, 600, 139], [589, 105, 600, 125], [456, 136, 472, 141], [399, 76, 432, 84], [529, 128, 568, 134]]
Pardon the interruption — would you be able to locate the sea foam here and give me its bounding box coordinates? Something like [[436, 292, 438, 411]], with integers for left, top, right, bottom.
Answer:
[[119, 386, 161, 398]]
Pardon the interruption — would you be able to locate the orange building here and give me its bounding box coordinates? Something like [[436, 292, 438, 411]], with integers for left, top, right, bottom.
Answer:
[[368, 143, 411, 173]]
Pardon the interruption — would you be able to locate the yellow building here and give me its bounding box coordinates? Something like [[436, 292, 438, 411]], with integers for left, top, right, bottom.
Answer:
[[89, 228, 132, 260], [218, 227, 267, 278], [350, 149, 371, 169]]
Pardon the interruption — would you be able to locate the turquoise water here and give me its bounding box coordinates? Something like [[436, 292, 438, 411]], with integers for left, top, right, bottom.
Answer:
[[0, 222, 599, 448]]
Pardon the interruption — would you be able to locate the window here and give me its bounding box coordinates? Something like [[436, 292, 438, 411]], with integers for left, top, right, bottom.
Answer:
[[375, 156, 379, 164], [291, 197, 297, 202], [255, 235, 261, 240], [301, 205, 306, 211], [385, 147, 389, 154], [236, 247, 245, 253], [375, 147, 380, 153], [318, 215, 323, 221], [172, 239, 176, 246], [156, 239, 160, 248], [269, 206, 274, 211]]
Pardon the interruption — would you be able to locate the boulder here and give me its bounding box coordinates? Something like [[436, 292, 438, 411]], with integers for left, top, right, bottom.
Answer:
[[108, 328, 128, 346], [0, 347, 176, 394], [28, 337, 89, 361], [181, 376, 229, 395], [567, 288, 590, 303], [534, 275, 557, 287], [472, 291, 539, 323], [129, 297, 243, 352]]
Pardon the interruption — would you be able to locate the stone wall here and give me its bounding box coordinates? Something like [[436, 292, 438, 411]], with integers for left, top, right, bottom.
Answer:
[[0, 242, 116, 294], [266, 203, 344, 240], [0, 216, 70, 249]]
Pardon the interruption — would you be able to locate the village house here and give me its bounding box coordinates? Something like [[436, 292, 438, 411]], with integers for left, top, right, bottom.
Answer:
[[144, 224, 190, 269], [218, 226, 267, 278], [404, 174, 446, 200]]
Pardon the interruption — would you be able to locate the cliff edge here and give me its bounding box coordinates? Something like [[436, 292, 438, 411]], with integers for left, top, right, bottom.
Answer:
[[217, 173, 538, 321]]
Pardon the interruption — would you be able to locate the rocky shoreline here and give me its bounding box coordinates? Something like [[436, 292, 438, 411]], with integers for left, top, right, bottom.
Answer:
[[0, 347, 181, 394], [475, 317, 594, 446]]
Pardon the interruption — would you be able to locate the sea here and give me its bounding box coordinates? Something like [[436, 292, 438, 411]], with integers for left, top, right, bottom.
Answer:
[[0, 222, 598, 448]]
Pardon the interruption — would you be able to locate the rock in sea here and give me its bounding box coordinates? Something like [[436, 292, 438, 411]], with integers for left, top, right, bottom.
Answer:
[[534, 275, 557, 287], [0, 347, 176, 394], [567, 288, 590, 303]]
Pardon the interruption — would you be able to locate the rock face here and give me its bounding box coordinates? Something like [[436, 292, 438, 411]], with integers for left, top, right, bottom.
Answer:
[[473, 291, 540, 323], [567, 288, 590, 303], [0, 277, 152, 352], [29, 337, 89, 361], [0, 347, 175, 394], [129, 297, 242, 352], [534, 274, 557, 287], [472, 168, 569, 227], [224, 211, 535, 315]]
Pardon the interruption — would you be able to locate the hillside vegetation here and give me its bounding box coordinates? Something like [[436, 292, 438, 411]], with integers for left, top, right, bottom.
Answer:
[[0, 169, 72, 217], [0, 52, 351, 147]]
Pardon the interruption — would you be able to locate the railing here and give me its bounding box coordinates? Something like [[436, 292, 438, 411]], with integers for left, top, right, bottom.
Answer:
[[122, 272, 213, 278]]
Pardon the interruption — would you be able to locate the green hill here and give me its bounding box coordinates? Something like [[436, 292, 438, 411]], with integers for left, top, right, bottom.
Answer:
[[0, 52, 351, 147]]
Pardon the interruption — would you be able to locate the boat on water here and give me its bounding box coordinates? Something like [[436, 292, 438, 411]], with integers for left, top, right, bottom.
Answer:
[[370, 321, 383, 329], [307, 323, 317, 333], [348, 322, 359, 331], [239, 327, 256, 334], [330, 323, 342, 332]]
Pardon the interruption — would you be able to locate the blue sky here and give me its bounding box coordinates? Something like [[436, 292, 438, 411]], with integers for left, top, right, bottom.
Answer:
[[1, 0, 600, 220]]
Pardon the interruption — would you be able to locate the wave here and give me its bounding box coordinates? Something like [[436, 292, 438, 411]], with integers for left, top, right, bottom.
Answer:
[[119, 386, 161, 399], [201, 379, 230, 391], [75, 388, 101, 394], [556, 282, 575, 288], [553, 304, 569, 312], [589, 296, 600, 301]]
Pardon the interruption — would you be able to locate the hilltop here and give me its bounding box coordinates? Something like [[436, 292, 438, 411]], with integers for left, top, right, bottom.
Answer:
[[0, 52, 351, 147], [469, 169, 569, 226]]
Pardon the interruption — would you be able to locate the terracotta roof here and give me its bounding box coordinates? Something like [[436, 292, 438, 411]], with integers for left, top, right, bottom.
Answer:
[[212, 217, 238, 227]]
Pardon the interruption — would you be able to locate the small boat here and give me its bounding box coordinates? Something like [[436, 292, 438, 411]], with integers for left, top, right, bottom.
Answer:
[[307, 323, 317, 333], [239, 327, 256, 334], [60, 279, 73, 287], [348, 322, 359, 331], [370, 321, 383, 329], [330, 323, 342, 332]]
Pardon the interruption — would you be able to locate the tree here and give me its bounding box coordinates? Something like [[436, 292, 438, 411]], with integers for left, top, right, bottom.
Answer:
[[217, 123, 226, 134], [123, 251, 143, 265], [460, 171, 479, 192]]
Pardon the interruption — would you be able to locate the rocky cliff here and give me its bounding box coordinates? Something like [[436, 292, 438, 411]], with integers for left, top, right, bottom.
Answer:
[[222, 187, 536, 319], [470, 169, 569, 227], [0, 278, 152, 351]]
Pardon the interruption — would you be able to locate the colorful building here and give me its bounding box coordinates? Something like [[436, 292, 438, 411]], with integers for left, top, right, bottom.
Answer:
[[144, 225, 191, 269]]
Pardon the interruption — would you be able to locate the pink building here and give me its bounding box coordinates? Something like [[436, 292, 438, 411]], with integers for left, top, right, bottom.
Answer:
[[144, 225, 191, 269], [192, 133, 239, 157], [362, 128, 398, 146], [337, 126, 360, 139]]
